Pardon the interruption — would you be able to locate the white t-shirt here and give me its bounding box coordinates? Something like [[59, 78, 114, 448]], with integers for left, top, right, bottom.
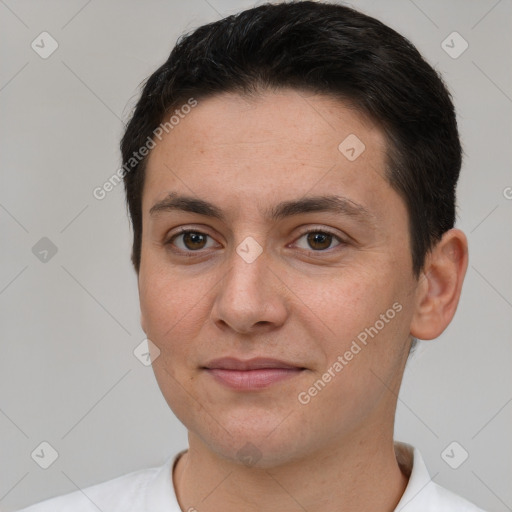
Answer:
[[16, 442, 486, 511]]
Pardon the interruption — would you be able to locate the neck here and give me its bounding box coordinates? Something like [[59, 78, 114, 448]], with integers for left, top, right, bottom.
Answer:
[[173, 429, 409, 512]]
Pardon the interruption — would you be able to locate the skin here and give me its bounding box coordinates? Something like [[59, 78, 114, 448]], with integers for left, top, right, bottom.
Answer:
[[137, 89, 468, 512]]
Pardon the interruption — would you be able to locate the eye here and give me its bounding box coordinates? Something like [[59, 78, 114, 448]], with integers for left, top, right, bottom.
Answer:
[[166, 229, 218, 253], [292, 229, 344, 252], [165, 227, 346, 256]]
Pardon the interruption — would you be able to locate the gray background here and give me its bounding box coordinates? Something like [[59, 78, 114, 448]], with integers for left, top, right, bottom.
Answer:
[[0, 0, 511, 510]]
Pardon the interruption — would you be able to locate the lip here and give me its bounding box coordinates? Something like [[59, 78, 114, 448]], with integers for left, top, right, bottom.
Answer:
[[202, 357, 306, 391], [204, 357, 304, 371]]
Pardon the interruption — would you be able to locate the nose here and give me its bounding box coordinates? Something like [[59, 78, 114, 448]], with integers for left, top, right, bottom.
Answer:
[[210, 245, 289, 335]]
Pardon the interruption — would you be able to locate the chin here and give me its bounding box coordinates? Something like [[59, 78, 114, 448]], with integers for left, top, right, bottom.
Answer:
[[189, 412, 314, 469]]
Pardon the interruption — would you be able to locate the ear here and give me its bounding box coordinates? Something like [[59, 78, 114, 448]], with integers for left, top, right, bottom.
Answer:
[[410, 228, 468, 340]]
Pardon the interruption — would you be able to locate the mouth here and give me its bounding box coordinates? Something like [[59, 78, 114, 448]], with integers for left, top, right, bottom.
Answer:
[[202, 357, 306, 391]]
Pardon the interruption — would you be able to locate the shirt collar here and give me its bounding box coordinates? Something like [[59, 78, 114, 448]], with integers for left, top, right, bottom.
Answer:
[[144, 449, 186, 511], [393, 441, 439, 511]]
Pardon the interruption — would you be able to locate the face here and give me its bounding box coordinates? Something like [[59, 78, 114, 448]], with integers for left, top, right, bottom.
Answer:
[[138, 89, 419, 467]]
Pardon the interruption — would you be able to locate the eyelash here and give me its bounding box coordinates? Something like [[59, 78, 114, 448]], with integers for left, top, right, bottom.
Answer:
[[165, 227, 346, 257]]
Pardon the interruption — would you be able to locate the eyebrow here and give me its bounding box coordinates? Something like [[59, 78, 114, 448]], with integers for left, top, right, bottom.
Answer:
[[149, 192, 376, 225]]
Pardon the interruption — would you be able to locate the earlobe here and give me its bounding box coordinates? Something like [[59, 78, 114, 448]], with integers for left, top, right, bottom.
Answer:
[[410, 229, 468, 340]]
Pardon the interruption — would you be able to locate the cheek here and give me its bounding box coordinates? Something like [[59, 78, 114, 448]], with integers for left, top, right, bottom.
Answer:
[[138, 263, 218, 371], [301, 294, 409, 424], [139, 267, 193, 342], [300, 274, 380, 341], [309, 271, 410, 369]]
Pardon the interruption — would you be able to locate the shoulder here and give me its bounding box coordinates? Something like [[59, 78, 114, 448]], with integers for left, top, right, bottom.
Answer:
[[15, 464, 161, 512], [430, 481, 487, 512], [394, 442, 487, 512]]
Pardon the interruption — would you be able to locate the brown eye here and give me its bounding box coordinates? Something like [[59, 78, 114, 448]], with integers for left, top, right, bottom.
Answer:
[[182, 232, 207, 250], [307, 232, 333, 250], [294, 230, 343, 252], [168, 230, 215, 252]]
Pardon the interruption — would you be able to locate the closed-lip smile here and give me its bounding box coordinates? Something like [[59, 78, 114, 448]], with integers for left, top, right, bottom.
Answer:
[[202, 357, 306, 390]]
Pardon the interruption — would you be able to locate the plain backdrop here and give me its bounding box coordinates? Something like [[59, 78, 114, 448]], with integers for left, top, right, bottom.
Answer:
[[1, 0, 511, 511]]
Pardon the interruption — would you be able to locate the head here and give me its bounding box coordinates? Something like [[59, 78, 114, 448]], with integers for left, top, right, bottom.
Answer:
[[121, 1, 468, 467]]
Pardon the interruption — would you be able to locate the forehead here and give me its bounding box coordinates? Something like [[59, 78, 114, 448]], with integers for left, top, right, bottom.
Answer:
[[143, 89, 399, 223]]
